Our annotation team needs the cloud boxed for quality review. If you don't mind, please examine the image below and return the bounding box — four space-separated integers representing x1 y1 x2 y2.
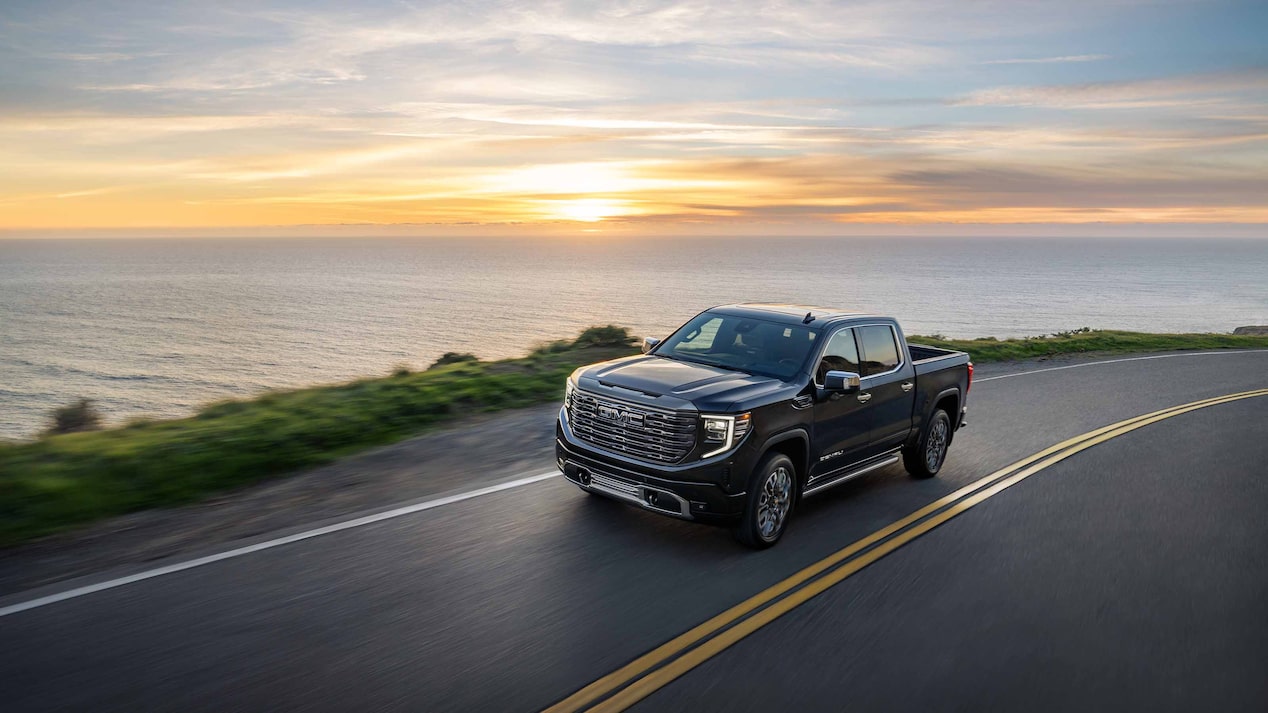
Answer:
3 0 1117 101
957 68 1268 109
982 54 1110 65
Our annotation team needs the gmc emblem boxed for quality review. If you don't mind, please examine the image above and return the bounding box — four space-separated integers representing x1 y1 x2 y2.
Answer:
597 405 645 427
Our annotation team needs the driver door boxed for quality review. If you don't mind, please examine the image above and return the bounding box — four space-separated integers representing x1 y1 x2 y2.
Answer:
810 328 875 479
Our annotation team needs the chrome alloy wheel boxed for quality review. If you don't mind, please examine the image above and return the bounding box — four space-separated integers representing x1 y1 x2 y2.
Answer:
926 418 949 472
757 465 793 540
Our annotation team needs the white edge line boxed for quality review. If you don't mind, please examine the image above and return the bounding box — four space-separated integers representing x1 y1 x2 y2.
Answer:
0 471 560 618
975 349 1268 382
5 348 1267 617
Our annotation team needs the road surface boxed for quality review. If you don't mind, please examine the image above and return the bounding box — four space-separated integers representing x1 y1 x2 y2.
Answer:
2 350 1266 712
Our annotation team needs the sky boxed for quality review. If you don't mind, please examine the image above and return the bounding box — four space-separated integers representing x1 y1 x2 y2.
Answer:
1 0 1266 237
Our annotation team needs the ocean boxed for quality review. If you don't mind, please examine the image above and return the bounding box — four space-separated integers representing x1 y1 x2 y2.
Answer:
2 236 1265 440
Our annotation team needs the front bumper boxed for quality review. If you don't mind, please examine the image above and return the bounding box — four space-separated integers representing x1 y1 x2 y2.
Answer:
556 408 750 524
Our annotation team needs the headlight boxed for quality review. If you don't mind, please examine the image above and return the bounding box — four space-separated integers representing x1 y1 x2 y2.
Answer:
701 412 751 457
564 379 575 406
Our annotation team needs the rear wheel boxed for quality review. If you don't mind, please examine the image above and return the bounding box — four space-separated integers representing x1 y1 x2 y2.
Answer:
733 453 796 549
903 408 951 478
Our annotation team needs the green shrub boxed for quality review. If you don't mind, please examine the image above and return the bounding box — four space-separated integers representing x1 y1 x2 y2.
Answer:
529 339 574 357
573 325 637 348
428 352 479 369
46 399 102 435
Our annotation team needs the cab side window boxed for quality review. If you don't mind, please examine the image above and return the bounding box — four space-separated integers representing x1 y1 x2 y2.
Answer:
815 328 860 385
857 325 901 376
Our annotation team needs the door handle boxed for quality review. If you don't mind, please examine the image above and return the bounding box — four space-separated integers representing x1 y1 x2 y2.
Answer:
857 392 872 403
901 382 914 392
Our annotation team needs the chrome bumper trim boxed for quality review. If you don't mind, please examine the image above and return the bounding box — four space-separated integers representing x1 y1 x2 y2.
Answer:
565 460 694 520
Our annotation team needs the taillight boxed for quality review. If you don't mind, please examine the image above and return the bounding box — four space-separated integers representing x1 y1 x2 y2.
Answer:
966 361 974 394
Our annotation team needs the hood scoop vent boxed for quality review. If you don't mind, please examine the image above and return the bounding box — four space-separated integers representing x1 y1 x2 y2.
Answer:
598 381 664 398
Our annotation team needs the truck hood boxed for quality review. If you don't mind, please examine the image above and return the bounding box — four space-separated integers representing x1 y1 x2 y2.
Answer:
575 355 792 412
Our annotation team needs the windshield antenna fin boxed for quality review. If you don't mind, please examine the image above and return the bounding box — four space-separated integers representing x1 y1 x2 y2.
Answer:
802 312 815 324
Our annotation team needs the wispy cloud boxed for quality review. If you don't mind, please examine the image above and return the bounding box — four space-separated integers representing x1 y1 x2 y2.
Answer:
956 68 1268 109
982 54 1111 65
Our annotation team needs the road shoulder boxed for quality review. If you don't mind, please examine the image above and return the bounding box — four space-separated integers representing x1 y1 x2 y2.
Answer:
0 403 562 596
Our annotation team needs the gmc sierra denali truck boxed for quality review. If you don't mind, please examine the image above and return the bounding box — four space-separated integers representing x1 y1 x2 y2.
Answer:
556 303 972 548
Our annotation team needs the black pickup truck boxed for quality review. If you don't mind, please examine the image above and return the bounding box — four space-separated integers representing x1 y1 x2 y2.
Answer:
556 304 972 547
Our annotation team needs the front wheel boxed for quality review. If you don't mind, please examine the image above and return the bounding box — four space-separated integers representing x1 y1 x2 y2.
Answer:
733 453 796 549
903 408 951 478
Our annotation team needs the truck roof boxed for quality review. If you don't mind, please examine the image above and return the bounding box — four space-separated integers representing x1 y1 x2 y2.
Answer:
709 303 883 327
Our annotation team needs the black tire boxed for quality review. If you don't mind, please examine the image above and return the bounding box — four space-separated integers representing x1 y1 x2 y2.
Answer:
903 408 951 479
733 452 797 549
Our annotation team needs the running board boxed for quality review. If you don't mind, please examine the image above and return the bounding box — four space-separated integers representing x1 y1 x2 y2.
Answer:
803 453 900 497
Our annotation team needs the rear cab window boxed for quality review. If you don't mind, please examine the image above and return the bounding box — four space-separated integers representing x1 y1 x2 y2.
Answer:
857 325 901 377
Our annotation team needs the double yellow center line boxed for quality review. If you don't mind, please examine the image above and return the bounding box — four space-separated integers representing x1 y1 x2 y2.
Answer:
545 387 1268 713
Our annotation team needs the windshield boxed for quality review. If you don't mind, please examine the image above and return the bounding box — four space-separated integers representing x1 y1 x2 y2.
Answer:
654 311 820 380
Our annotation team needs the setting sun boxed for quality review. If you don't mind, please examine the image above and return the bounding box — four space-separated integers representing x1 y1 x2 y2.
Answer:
551 198 626 222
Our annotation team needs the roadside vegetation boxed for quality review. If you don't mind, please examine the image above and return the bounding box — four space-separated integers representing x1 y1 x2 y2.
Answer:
908 328 1268 363
45 398 103 435
2 325 1265 546
0 326 638 546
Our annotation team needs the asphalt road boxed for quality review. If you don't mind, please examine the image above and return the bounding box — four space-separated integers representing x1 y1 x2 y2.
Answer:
2 350 1266 712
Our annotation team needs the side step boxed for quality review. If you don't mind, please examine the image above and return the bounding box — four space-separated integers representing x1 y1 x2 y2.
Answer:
803 452 900 497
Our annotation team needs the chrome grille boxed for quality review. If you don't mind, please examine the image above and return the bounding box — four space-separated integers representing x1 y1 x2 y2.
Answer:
567 389 697 463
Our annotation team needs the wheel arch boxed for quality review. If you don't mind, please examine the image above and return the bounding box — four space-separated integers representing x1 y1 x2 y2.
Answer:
759 429 810 491
932 388 961 433
905 387 961 449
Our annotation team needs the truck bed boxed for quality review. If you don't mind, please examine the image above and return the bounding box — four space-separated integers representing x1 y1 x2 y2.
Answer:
908 343 970 377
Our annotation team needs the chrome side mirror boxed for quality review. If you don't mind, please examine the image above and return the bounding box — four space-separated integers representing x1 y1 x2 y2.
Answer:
823 370 861 393
641 337 661 354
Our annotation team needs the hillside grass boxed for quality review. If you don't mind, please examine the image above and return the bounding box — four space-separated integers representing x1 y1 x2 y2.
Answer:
2 325 1265 546
908 328 1268 363
0 326 639 546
